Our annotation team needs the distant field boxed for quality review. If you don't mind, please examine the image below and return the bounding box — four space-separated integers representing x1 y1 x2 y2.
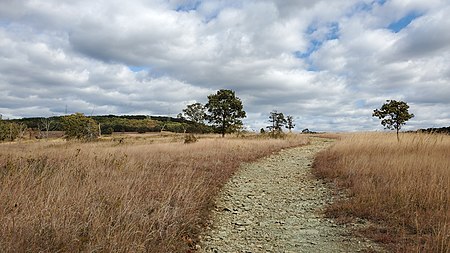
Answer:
0 133 308 252
313 133 450 252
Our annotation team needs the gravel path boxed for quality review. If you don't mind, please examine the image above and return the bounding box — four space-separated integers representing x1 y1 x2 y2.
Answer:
200 138 384 253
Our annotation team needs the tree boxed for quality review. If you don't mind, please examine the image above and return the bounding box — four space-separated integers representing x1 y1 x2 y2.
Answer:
38 117 54 139
182 102 205 124
16 123 27 140
372 100 414 141
302 128 311 134
0 120 22 141
62 113 99 141
267 110 287 133
286 115 295 132
205 89 246 137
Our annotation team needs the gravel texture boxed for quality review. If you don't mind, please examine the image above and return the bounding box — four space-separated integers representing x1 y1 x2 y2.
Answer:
200 138 385 253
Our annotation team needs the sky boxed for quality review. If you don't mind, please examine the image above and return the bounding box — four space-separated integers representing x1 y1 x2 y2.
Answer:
0 0 449 132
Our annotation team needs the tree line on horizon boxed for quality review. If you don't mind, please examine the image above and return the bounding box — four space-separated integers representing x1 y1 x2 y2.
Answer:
0 89 438 142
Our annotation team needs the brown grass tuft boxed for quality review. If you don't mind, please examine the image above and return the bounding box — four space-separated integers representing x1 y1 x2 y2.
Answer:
0 134 307 252
313 133 450 252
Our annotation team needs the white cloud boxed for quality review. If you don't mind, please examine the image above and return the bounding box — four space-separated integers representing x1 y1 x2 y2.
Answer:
0 0 449 131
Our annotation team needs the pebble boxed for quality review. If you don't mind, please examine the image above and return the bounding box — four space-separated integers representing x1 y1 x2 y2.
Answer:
200 138 386 253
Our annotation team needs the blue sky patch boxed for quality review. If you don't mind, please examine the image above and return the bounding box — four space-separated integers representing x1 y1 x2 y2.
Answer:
294 50 320 72
375 0 387 6
296 22 340 59
347 0 386 17
306 24 317 35
327 22 339 40
294 39 321 59
355 99 366 108
388 12 422 33
0 20 11 27
128 66 147 72
175 1 201 12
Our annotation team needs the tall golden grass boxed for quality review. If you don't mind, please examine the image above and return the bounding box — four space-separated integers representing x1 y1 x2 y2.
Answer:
313 133 450 252
0 134 307 252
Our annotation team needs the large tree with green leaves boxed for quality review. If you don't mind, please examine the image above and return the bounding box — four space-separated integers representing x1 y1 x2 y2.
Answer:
62 113 99 141
372 100 414 141
205 89 246 137
182 102 206 124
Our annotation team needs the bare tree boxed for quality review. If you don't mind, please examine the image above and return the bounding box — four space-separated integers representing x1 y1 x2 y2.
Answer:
38 117 54 139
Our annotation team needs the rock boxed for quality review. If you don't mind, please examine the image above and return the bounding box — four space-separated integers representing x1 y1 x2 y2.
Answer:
199 139 385 253
298 229 320 235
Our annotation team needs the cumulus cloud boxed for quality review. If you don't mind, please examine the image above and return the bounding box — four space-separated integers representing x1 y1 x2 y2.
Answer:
0 0 449 131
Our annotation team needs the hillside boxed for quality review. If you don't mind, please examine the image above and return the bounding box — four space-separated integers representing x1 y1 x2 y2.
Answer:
7 114 213 134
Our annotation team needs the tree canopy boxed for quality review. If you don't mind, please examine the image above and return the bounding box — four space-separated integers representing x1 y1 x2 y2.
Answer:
267 110 287 133
0 120 25 141
62 113 99 141
182 102 206 124
373 99 414 141
286 115 295 132
205 89 246 137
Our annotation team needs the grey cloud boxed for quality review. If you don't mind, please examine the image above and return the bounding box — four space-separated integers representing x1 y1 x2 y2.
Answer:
393 7 450 59
0 0 449 131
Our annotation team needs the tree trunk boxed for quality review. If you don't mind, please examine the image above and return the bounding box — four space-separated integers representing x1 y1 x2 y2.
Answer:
221 114 226 137
396 127 399 142
221 120 225 137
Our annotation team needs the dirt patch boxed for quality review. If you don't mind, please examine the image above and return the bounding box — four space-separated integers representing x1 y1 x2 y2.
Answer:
200 138 385 252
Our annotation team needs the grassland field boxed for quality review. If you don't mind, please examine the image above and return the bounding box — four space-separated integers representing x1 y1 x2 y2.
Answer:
313 132 449 253
0 132 308 252
0 132 448 252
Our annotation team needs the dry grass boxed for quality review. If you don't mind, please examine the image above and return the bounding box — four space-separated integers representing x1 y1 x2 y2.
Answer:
0 134 308 252
313 132 450 252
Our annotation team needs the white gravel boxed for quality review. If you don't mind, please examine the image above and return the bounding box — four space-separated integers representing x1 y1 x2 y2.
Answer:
200 138 385 253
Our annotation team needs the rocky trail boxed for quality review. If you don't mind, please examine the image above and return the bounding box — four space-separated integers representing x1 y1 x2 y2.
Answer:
200 138 384 253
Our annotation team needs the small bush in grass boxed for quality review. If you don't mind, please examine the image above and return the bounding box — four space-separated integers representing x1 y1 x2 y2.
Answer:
184 134 198 144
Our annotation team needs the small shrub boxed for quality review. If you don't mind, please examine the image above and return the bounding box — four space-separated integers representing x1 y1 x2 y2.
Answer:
137 127 147 134
184 134 197 144
102 126 114 135
269 130 286 139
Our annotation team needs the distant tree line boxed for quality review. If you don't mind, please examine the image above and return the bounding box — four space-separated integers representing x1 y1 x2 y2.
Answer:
417 126 450 134
3 92 440 142
2 88 302 141
6 114 213 136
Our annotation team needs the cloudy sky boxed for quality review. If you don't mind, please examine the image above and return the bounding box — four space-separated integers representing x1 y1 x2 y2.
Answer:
1 0 449 132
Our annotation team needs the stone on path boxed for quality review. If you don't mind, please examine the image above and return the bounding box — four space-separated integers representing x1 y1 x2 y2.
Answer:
200 138 385 253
